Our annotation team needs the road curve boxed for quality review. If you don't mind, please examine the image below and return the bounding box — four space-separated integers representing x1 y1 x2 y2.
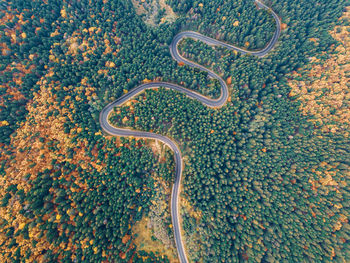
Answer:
99 1 280 262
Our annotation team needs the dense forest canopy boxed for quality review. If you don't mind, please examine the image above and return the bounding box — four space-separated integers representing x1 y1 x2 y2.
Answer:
0 0 349 262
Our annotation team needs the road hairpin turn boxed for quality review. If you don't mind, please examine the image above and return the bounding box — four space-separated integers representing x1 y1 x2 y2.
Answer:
100 1 281 262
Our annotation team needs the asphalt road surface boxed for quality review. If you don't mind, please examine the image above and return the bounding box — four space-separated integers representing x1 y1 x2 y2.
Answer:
99 1 281 262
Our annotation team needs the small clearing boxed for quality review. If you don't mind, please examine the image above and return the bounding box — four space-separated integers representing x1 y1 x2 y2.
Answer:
180 195 205 262
132 177 178 261
132 0 177 26
149 139 167 162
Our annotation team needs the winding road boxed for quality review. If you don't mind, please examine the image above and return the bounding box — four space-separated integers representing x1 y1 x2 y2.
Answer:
99 1 281 262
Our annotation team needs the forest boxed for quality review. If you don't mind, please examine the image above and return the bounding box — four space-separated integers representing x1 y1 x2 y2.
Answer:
0 0 349 262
